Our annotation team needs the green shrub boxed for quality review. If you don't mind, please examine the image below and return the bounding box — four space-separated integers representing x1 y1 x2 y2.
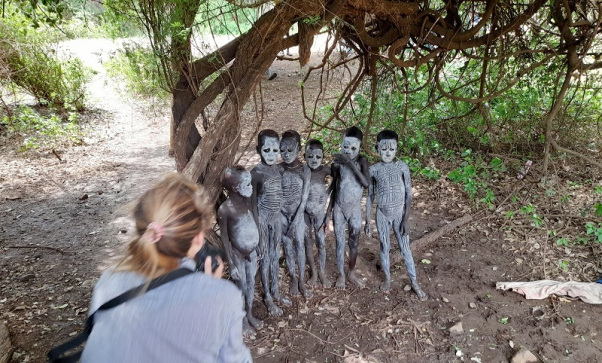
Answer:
2 105 84 151
104 42 172 99
0 12 89 110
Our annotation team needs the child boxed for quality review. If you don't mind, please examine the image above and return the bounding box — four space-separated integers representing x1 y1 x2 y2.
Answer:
327 126 370 289
218 166 263 335
303 139 332 287
251 129 291 316
365 130 427 300
279 130 312 298
81 173 252 362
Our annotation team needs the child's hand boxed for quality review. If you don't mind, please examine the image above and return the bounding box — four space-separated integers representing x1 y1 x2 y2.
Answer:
229 266 241 280
364 223 372 238
333 153 350 165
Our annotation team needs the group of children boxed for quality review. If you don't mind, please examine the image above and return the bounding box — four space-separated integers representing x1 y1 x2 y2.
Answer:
217 126 427 336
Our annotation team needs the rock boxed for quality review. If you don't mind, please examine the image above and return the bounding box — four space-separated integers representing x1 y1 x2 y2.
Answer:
0 321 13 363
449 322 464 336
511 348 539 363
469 302 477 309
19 273 35 282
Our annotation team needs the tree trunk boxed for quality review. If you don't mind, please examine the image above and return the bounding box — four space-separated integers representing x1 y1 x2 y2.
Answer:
171 0 345 203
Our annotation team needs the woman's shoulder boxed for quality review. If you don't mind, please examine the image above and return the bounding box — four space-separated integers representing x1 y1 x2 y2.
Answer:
179 273 243 304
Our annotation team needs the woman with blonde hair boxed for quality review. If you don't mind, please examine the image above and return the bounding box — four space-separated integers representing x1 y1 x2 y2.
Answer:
80 173 252 362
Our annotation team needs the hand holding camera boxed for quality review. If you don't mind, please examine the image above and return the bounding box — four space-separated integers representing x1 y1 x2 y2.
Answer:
194 243 226 278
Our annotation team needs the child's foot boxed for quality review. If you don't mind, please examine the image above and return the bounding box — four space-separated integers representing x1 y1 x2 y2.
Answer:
347 271 365 288
299 281 313 299
247 314 264 330
335 274 346 290
308 273 318 286
379 279 391 291
289 277 300 296
274 293 292 306
242 318 256 337
265 299 283 316
411 281 428 301
319 272 331 288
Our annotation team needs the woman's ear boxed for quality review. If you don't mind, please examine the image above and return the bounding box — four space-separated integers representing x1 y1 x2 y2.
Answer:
187 231 205 259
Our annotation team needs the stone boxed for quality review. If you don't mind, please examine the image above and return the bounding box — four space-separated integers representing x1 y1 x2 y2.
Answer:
469 302 477 309
0 321 13 363
511 348 539 363
449 322 464 336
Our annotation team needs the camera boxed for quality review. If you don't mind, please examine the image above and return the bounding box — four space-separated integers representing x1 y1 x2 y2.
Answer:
194 243 226 273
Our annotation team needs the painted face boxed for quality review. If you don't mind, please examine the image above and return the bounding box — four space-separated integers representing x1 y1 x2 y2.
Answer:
280 138 300 165
260 137 280 165
234 171 253 197
304 147 323 170
377 139 397 163
341 136 361 160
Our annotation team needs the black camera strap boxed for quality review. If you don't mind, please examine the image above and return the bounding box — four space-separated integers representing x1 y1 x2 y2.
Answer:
47 268 193 363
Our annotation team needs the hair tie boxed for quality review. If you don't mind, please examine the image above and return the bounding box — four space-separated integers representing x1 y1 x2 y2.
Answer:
143 222 164 244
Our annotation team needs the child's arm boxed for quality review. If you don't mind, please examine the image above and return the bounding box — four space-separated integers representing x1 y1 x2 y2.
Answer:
324 166 334 197
401 162 412 236
333 153 370 188
365 168 375 237
250 172 264 258
320 163 337 231
290 165 311 234
217 205 240 280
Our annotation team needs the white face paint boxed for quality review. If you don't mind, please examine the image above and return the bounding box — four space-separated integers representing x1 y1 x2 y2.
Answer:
280 138 300 165
260 137 280 166
234 171 253 197
304 147 323 170
377 139 397 163
341 137 361 160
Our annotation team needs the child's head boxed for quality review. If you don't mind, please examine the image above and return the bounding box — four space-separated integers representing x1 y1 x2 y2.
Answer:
375 130 398 163
121 173 213 277
341 126 363 160
256 129 280 166
304 139 324 170
221 165 252 197
280 130 301 165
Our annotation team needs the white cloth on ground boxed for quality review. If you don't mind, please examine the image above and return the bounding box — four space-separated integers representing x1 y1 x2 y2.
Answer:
496 280 602 304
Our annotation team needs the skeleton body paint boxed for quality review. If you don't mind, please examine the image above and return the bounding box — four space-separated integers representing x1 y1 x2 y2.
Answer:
279 131 312 299
251 131 291 316
365 130 427 300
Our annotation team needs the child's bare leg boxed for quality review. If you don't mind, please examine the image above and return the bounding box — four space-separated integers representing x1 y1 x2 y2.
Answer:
376 210 392 291
347 209 364 288
281 215 299 296
333 206 347 289
295 225 312 298
245 253 263 329
393 224 427 301
315 220 331 287
305 213 318 286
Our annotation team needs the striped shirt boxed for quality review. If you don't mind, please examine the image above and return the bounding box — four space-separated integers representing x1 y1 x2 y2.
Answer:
81 259 252 363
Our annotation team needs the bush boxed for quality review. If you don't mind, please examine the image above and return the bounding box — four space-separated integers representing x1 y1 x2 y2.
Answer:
1 105 84 151
0 12 89 110
104 41 172 99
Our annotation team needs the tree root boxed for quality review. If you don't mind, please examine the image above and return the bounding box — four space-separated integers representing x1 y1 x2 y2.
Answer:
550 139 602 169
413 215 473 253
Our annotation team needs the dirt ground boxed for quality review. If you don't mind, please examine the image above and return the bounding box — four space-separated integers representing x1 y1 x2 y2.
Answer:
1 39 602 363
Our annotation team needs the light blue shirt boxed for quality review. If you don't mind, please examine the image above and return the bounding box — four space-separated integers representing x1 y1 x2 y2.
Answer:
81 259 252 363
